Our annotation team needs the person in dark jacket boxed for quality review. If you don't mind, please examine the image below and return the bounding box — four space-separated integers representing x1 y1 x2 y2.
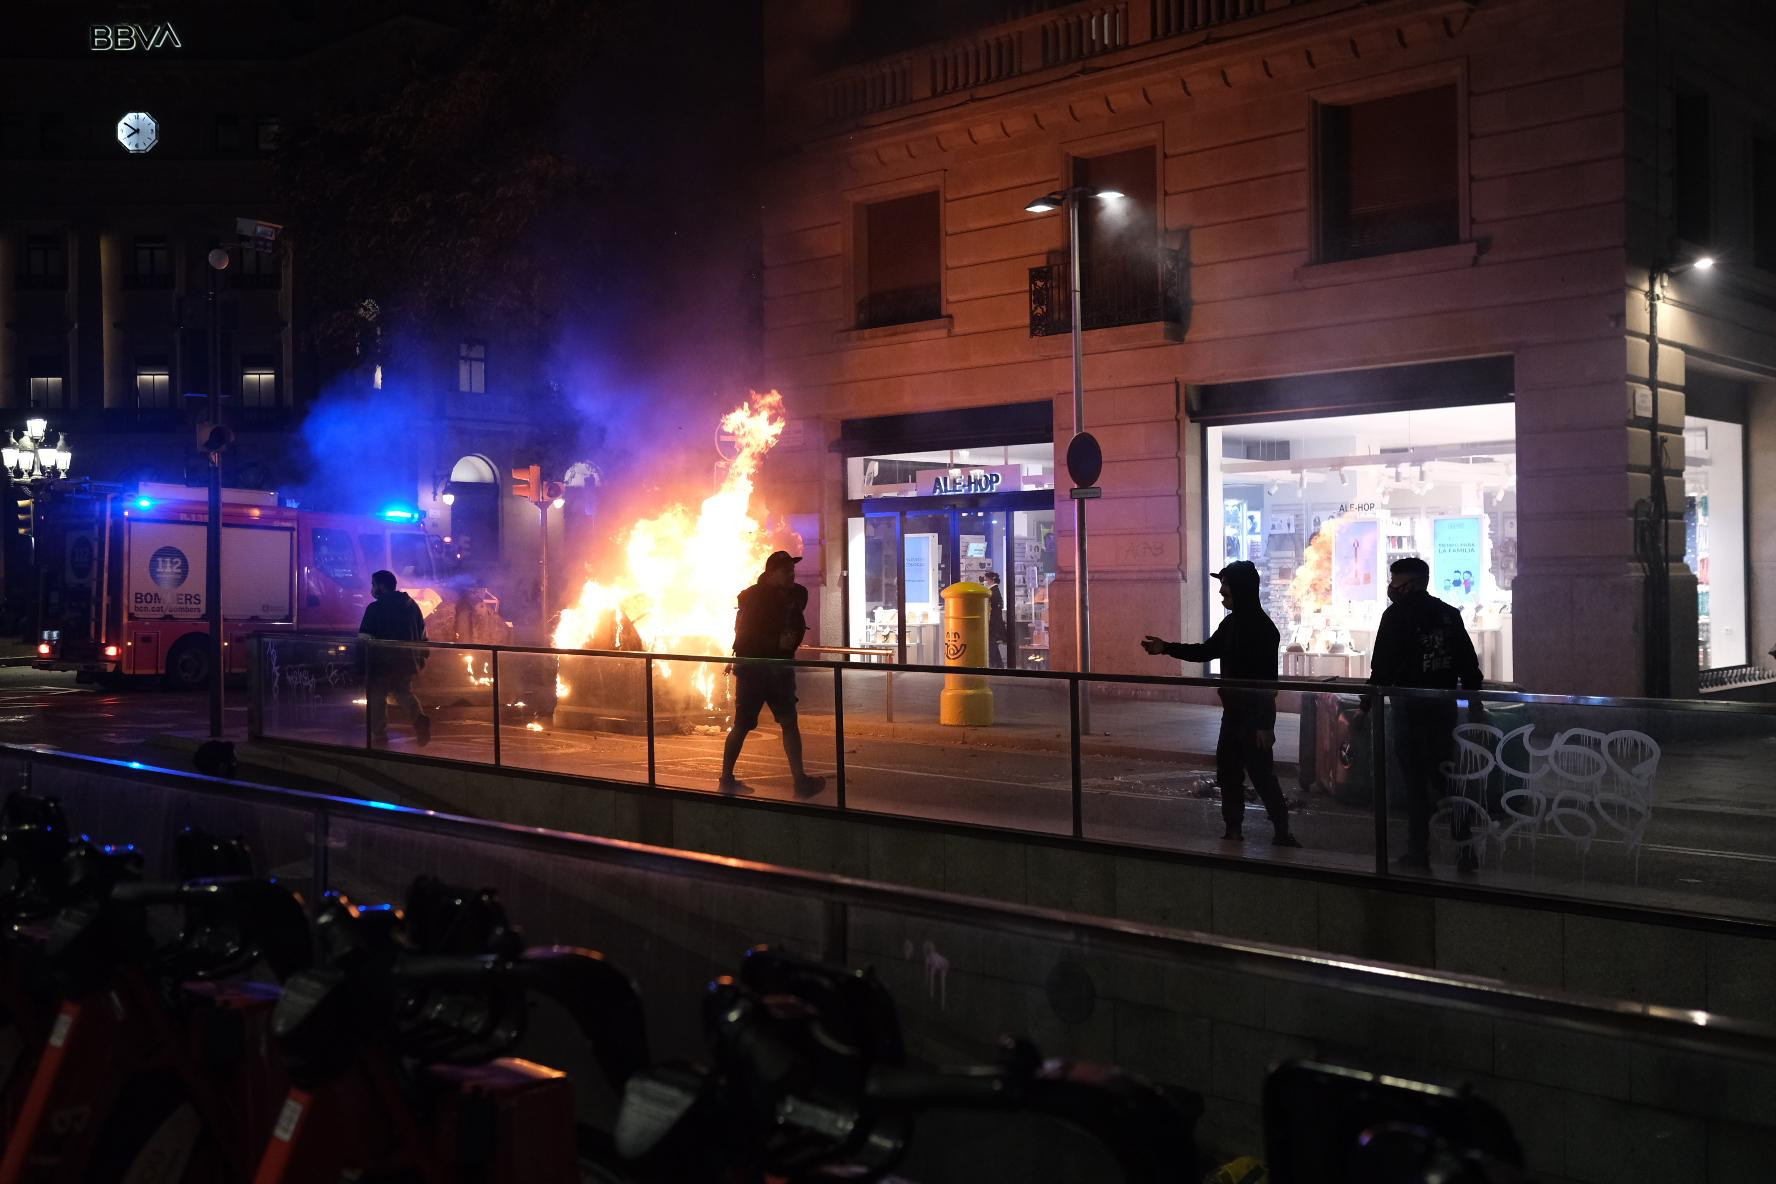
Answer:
1142 560 1300 846
358 569 431 747
719 551 825 797
985 571 1008 669
1362 556 1485 872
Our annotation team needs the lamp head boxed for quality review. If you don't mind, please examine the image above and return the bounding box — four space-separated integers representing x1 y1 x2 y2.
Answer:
1093 188 1125 200
1694 255 1715 271
1024 191 1066 214
24 418 46 441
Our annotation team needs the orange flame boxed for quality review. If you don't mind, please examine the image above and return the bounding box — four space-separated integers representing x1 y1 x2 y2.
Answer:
552 392 793 691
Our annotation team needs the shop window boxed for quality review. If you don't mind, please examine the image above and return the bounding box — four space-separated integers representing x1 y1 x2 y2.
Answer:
240 357 278 408
1316 85 1459 262
855 191 941 329
1074 146 1162 329
311 528 358 584
19 234 66 289
256 116 281 154
128 236 173 289
1684 417 1746 669
1674 88 1711 248
458 341 487 393
134 356 172 409
1205 403 1518 683
1754 135 1776 274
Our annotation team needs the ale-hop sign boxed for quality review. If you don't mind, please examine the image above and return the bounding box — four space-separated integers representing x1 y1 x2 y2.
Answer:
913 466 1022 497
90 23 183 51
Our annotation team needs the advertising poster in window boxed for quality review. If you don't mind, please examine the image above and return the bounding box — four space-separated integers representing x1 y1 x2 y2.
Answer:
1433 516 1482 604
1331 519 1380 600
904 533 937 609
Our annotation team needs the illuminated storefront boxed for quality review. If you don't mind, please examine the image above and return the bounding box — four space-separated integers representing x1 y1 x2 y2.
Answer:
839 404 1057 667
1206 403 1519 682
1198 360 1753 682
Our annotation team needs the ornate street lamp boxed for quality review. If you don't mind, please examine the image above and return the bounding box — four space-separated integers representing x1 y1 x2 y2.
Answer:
3 418 72 482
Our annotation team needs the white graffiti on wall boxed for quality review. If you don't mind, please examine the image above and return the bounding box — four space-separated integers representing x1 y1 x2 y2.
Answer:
1432 723 1662 873
904 938 950 1009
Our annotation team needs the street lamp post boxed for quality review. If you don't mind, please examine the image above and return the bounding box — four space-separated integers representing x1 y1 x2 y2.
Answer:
206 246 230 738
4 419 74 647
1025 185 1121 675
1641 253 1713 698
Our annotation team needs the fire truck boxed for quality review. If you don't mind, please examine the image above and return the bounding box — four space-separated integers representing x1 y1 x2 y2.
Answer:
32 482 501 690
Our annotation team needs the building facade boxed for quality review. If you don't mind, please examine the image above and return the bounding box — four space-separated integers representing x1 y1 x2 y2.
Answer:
758 0 1776 695
0 2 566 631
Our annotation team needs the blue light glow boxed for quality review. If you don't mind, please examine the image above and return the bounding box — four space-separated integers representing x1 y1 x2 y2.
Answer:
378 505 423 523
133 497 155 509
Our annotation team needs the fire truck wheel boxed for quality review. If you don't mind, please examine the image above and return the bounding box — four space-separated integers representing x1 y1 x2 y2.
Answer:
164 637 211 691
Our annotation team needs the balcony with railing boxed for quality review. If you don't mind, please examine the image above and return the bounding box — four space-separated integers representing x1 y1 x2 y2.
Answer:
1028 245 1186 335
806 0 1303 128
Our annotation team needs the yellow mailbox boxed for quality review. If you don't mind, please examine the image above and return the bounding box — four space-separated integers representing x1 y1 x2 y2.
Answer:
940 581 995 726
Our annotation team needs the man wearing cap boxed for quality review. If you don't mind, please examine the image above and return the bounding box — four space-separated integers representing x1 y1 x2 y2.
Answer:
719 550 826 797
1142 560 1300 847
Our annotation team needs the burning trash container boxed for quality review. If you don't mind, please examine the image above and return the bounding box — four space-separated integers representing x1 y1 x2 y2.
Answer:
553 602 730 734
939 581 994 727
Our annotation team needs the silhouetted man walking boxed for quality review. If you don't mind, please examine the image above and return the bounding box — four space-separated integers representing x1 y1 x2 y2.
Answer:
1364 556 1485 873
359 569 430 747
1143 560 1300 847
719 550 825 798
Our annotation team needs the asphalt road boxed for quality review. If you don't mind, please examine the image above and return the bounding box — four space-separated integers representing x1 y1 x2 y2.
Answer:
7 664 1776 922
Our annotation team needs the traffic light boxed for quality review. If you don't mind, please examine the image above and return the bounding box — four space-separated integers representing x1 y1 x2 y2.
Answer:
542 481 565 507
511 464 541 502
13 495 32 537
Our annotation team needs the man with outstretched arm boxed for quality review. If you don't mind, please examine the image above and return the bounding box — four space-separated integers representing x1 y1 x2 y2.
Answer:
1142 560 1300 847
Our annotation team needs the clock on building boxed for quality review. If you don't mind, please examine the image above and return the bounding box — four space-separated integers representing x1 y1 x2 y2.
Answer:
116 112 158 153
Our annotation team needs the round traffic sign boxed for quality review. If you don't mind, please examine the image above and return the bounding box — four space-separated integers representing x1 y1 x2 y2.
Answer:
1066 431 1103 488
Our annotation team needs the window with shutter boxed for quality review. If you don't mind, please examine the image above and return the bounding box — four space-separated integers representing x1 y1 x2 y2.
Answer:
856 192 942 329
1317 85 1459 262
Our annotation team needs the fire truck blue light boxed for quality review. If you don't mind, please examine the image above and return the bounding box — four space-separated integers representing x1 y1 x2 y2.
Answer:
379 506 423 523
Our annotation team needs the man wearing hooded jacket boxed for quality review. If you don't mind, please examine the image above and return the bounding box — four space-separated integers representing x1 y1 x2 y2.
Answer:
1143 560 1300 847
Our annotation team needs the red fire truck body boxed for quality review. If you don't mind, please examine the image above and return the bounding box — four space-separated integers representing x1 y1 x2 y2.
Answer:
34 483 441 688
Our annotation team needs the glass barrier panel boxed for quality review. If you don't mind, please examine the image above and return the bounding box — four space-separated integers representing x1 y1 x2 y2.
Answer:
326 813 831 1128
376 641 493 763
839 668 1072 834
1379 688 1776 921
14 753 1776 1184
258 634 370 748
21 763 317 888
650 656 837 803
1082 681 1377 872
321 805 1776 1184
502 650 650 784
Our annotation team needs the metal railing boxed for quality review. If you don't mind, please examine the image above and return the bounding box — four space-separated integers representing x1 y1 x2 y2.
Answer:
1029 245 1186 335
9 741 1776 1184
250 632 1776 926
